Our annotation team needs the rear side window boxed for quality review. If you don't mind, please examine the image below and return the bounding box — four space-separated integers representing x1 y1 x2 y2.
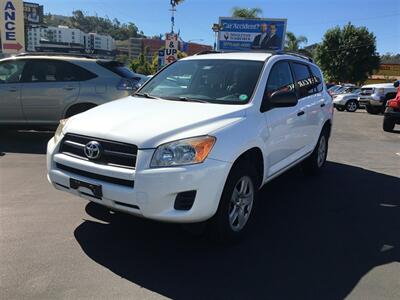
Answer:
97 61 135 78
309 64 323 93
265 61 295 98
21 60 97 82
0 60 26 83
291 62 315 99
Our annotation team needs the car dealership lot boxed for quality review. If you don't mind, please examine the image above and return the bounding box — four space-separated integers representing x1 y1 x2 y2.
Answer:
1 111 399 300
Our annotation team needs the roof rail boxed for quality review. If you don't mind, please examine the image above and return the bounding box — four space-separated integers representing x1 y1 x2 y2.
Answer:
194 50 221 55
15 52 112 59
193 49 314 62
275 50 314 63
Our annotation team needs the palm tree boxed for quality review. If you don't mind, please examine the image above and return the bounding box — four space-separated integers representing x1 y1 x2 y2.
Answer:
232 7 262 18
285 31 308 51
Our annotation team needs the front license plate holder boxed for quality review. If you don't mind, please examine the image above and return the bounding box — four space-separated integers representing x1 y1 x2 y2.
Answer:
70 178 103 198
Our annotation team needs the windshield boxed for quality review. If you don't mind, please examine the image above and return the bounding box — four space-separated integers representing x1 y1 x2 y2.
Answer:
138 59 264 104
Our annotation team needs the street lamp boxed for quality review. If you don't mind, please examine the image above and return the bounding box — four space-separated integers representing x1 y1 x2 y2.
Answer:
212 23 223 51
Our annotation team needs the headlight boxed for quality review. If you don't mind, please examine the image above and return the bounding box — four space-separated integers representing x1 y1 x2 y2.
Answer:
53 118 69 144
150 136 216 168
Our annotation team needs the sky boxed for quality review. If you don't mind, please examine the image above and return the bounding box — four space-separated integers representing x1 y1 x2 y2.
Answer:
38 0 400 54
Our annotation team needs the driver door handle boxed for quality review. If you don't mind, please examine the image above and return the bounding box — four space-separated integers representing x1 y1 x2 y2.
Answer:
297 111 305 116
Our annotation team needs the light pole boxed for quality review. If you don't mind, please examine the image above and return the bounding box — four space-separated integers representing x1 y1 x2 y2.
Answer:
212 23 223 51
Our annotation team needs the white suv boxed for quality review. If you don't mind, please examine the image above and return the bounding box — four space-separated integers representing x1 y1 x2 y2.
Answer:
47 51 333 241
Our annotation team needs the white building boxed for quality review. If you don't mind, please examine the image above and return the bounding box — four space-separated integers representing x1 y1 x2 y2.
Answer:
27 26 115 54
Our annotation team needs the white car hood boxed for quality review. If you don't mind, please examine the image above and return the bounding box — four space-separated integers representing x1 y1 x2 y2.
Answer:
64 96 247 148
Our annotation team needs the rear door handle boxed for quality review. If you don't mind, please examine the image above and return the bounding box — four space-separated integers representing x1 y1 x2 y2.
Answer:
8 87 18 92
297 111 305 116
64 86 75 91
320 103 326 107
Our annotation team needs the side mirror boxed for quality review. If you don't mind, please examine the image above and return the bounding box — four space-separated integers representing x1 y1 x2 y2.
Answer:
394 81 399 88
261 90 298 112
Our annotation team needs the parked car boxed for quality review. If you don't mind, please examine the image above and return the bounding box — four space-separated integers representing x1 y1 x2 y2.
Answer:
333 88 361 112
47 51 333 242
358 83 397 114
383 81 400 132
0 53 142 127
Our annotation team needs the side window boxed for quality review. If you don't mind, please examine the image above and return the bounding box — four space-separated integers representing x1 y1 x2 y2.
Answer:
292 62 315 99
265 61 295 98
61 62 97 81
22 60 57 82
22 60 97 83
310 64 323 93
0 60 26 84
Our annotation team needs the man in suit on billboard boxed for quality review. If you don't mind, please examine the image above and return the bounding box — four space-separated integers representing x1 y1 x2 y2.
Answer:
252 23 281 50
251 23 269 49
265 23 281 49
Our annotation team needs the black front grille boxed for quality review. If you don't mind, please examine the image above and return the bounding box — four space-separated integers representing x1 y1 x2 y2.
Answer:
59 133 137 169
56 163 135 188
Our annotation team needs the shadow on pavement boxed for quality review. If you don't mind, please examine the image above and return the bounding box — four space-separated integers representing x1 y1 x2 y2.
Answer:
74 162 400 300
0 130 54 155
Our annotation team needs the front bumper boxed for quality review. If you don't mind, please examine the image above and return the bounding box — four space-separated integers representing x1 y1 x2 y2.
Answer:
358 96 384 107
384 108 400 123
47 138 231 223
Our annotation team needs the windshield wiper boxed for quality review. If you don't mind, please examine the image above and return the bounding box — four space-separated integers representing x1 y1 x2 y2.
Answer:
134 93 159 99
177 97 208 103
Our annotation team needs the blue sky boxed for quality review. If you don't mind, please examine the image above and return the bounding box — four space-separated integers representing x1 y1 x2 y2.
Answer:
39 0 400 54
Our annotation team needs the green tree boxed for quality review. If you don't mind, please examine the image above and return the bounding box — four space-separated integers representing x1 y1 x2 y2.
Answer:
315 23 380 84
285 32 308 51
129 46 153 75
232 7 262 18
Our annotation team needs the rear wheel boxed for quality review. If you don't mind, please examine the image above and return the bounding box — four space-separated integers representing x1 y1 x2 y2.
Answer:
335 106 345 112
383 117 395 132
302 128 329 175
345 100 358 112
209 161 258 243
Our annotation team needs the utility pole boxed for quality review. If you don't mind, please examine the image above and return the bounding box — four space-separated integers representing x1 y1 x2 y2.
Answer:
169 0 177 34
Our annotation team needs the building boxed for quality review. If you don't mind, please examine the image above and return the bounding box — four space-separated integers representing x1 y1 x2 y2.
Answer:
26 25 115 55
119 37 212 60
365 64 400 84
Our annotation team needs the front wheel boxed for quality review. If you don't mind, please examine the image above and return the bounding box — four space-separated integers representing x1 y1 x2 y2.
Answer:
365 105 381 115
209 162 258 243
383 117 395 132
345 100 358 112
302 128 329 175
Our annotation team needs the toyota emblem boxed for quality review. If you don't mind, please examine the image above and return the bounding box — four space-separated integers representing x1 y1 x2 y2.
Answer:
84 141 102 160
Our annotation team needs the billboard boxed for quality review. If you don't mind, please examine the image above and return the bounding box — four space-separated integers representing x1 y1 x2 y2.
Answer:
0 0 25 53
218 17 287 52
23 2 43 24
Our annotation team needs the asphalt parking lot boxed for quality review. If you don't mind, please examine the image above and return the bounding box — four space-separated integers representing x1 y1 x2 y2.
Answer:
1 110 399 300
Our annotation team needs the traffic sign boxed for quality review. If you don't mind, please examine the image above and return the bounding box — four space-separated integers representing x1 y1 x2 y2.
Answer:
164 33 178 65
0 0 25 54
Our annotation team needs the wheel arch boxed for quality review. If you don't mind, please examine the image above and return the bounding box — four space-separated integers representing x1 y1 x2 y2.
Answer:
229 147 264 189
64 102 97 118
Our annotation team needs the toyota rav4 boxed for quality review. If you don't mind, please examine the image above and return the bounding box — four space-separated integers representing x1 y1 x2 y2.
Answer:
47 51 333 241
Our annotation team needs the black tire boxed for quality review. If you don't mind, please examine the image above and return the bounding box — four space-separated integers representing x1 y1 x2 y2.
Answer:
336 106 345 112
209 160 259 243
345 100 358 112
365 105 381 115
65 103 96 118
302 127 329 176
383 117 395 132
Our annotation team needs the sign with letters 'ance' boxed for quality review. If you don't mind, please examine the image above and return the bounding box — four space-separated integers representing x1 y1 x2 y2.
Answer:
0 0 25 53
218 17 287 52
